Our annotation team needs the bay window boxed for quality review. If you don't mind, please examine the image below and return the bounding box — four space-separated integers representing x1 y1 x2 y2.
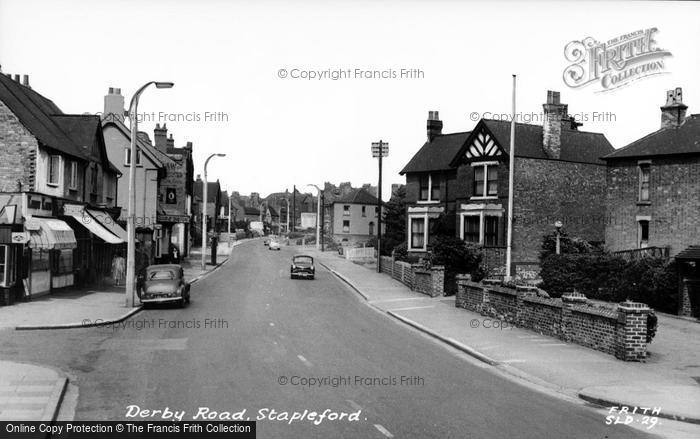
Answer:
460 211 503 246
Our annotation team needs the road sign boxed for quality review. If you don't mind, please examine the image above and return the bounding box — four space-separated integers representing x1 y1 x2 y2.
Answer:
11 232 29 244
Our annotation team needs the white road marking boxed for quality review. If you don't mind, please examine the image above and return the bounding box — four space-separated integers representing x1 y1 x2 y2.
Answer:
346 399 363 411
297 355 313 368
389 305 435 312
374 424 394 438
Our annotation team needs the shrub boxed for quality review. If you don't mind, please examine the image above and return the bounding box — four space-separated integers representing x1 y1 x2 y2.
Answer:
428 235 483 280
647 311 658 343
539 253 678 312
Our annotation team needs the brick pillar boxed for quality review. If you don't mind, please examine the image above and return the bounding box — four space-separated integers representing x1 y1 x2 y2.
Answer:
561 292 587 342
430 265 445 296
616 301 650 361
455 274 471 308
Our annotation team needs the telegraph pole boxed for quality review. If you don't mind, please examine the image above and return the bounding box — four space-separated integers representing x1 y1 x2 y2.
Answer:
292 185 296 233
372 140 389 273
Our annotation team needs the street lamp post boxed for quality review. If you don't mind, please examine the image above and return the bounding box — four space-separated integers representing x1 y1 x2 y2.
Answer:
281 198 290 234
307 184 322 250
201 153 226 270
125 81 173 308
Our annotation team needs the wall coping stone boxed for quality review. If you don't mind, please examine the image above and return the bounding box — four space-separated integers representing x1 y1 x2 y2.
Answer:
562 292 588 304
618 301 651 313
570 304 618 320
522 295 563 308
486 285 518 297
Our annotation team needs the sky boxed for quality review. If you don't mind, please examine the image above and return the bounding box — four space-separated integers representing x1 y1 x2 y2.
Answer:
1 0 699 199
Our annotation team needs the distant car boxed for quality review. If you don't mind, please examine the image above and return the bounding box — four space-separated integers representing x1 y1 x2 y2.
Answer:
290 255 315 279
264 238 270 246
269 240 281 251
139 264 190 307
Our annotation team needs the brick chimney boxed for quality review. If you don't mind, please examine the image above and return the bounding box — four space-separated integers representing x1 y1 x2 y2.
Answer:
184 141 193 151
103 87 125 123
660 87 687 129
542 91 568 159
427 111 443 142
166 134 175 149
153 123 168 152
22 75 30 88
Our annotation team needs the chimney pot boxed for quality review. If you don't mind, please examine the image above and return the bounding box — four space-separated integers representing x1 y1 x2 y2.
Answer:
109 87 114 94
115 88 121 94
22 75 29 87
13 74 20 82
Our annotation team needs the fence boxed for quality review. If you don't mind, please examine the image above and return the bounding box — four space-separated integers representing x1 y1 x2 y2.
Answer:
614 246 670 261
344 247 376 261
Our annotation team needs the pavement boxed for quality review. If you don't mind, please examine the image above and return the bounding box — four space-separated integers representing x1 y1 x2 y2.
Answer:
0 361 68 421
308 249 700 426
0 241 242 424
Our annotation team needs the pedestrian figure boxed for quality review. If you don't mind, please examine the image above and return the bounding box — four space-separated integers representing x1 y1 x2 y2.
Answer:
111 251 126 286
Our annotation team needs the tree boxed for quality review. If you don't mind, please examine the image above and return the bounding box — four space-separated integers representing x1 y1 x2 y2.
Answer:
381 186 407 255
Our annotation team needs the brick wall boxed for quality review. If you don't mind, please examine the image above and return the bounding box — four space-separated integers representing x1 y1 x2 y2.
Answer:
605 156 700 256
0 100 38 192
456 280 651 361
512 157 608 264
379 256 445 296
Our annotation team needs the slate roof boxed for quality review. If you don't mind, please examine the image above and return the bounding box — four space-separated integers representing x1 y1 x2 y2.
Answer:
479 119 614 164
244 206 260 216
102 119 177 169
603 114 700 160
0 74 86 160
675 245 700 260
400 132 470 174
334 188 379 205
401 118 614 174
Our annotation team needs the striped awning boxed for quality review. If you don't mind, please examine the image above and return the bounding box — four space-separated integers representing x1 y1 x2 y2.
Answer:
68 209 124 244
25 217 77 250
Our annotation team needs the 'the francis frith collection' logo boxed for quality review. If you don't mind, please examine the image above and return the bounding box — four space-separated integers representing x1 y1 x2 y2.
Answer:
563 28 672 92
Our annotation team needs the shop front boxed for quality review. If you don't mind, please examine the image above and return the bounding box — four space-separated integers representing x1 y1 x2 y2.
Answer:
25 217 77 296
0 223 25 305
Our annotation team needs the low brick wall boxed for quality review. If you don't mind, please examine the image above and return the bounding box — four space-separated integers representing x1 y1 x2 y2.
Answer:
378 256 445 297
456 278 651 361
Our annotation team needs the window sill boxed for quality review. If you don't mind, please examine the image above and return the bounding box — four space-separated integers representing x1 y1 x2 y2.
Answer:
46 183 59 188
68 187 78 192
636 201 651 206
416 200 440 204
470 196 498 201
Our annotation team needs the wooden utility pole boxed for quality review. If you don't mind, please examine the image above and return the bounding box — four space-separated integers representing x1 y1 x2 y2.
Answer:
372 140 389 273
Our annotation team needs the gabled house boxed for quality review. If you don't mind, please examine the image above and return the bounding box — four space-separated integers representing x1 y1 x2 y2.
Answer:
330 188 381 245
602 87 700 317
0 72 123 299
400 91 614 276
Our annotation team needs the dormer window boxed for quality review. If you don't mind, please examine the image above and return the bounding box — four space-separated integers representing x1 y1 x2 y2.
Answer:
472 162 498 198
418 174 440 202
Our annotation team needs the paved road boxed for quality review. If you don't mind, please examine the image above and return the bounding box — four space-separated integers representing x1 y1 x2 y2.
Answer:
0 240 655 438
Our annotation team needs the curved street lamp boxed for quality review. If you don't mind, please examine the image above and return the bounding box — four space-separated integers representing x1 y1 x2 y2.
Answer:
125 81 174 308
201 153 227 270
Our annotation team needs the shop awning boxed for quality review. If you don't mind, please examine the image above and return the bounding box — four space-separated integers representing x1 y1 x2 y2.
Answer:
68 209 125 244
87 209 127 242
25 217 77 250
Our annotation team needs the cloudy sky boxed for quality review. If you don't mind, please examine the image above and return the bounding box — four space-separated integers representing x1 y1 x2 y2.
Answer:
1 0 699 199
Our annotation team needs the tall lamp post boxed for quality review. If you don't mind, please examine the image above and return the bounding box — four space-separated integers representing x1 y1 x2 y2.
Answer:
281 198 290 235
306 184 325 251
201 153 226 270
125 81 173 308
